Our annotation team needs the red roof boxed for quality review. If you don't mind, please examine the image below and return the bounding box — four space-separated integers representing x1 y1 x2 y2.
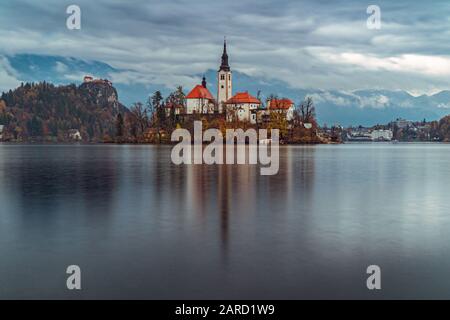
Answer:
186 85 215 100
226 92 261 104
268 98 294 110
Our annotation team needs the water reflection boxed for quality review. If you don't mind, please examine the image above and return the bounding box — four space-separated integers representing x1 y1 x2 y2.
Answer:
1 144 450 299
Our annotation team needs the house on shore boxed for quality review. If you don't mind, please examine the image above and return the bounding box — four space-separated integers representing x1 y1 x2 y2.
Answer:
266 98 295 121
68 129 82 141
225 92 261 124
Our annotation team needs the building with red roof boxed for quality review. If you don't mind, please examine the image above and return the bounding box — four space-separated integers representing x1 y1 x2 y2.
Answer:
267 98 294 110
226 92 261 104
186 77 216 114
266 98 295 121
225 91 261 123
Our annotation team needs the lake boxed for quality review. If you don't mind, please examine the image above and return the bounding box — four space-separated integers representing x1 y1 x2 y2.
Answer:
0 143 450 299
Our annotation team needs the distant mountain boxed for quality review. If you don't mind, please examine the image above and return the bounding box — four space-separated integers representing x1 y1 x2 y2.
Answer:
6 54 167 109
0 80 127 142
201 71 450 126
4 54 450 126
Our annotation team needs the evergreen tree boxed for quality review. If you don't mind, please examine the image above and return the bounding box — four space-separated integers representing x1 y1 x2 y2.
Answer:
116 113 124 139
150 91 164 143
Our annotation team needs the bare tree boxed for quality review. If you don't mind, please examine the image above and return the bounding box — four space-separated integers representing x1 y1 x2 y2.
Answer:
130 102 149 134
296 96 316 123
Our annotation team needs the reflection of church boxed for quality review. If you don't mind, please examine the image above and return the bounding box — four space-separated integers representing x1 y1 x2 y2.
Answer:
185 39 294 124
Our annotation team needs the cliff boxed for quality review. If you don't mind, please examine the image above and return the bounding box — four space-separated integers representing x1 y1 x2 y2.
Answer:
0 81 128 142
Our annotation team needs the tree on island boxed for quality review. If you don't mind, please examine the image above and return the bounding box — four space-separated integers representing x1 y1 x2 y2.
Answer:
290 96 321 144
115 113 124 141
295 96 316 124
135 102 150 132
148 91 165 143
165 86 185 129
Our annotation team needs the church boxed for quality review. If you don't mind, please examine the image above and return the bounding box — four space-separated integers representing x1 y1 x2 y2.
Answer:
185 39 290 124
185 39 260 122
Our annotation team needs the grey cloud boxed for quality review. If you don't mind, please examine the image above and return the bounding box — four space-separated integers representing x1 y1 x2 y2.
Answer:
1 0 450 94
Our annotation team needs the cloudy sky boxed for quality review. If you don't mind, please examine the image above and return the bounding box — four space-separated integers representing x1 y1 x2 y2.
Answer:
1 0 450 95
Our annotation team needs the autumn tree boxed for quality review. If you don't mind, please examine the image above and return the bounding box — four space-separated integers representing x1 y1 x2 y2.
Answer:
115 113 124 141
268 111 288 141
439 115 450 141
0 81 126 142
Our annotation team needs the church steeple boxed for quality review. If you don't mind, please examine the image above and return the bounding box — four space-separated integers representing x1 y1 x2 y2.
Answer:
219 37 230 72
217 37 232 111
201 75 207 88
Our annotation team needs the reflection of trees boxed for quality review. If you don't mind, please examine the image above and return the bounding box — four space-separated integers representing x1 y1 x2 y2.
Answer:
217 165 231 258
292 146 316 203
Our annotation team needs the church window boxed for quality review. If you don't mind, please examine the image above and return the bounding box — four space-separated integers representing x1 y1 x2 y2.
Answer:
221 74 225 80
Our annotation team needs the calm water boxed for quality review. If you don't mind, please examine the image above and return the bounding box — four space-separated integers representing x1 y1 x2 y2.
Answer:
1 143 450 299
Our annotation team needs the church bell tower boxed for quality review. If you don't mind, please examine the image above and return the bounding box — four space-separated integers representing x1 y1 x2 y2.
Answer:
217 38 232 112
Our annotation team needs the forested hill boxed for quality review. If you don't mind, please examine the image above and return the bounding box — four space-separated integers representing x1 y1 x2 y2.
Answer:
0 81 128 142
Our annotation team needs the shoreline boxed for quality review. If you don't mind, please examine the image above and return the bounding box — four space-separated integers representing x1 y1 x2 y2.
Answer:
0 141 447 145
